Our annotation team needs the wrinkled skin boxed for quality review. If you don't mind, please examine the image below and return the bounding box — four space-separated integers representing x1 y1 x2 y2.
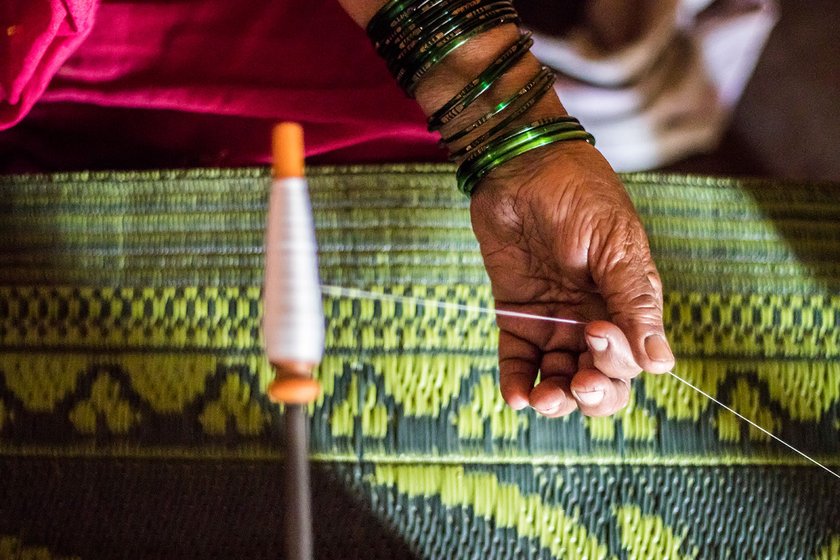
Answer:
470 141 675 418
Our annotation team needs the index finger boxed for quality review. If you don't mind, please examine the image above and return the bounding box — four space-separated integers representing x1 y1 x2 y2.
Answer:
497 329 540 410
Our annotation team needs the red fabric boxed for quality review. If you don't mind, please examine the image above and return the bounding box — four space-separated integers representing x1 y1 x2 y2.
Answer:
0 0 444 164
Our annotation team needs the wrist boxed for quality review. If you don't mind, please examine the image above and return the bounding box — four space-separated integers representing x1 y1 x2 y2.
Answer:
411 27 569 165
411 24 518 115
360 0 594 194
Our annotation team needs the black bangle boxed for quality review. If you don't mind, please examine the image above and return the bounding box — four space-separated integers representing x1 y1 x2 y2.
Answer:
427 32 533 132
399 9 520 94
376 0 479 61
464 116 581 162
367 0 439 39
389 3 517 81
369 0 594 199
456 117 595 196
442 65 555 150
447 83 557 162
368 0 520 96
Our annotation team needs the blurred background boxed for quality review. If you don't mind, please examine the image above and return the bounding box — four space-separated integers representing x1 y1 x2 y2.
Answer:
665 0 840 181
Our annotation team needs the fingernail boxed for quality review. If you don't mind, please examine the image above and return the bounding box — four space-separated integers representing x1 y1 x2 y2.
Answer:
645 334 674 363
573 389 604 406
587 334 608 352
509 399 529 411
534 397 563 414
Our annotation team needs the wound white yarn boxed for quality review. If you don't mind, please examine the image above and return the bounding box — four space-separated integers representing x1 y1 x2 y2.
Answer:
263 177 325 365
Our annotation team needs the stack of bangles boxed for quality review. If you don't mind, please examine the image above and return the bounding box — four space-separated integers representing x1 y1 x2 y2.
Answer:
367 0 596 197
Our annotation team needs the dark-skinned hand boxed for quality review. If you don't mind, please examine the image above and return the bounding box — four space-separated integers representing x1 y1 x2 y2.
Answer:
469 141 675 417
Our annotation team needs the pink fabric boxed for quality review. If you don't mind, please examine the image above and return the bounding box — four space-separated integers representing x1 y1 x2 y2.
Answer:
1 0 98 129
1 0 444 163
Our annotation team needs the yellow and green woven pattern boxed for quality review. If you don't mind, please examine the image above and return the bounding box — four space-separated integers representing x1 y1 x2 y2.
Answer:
0 165 838 558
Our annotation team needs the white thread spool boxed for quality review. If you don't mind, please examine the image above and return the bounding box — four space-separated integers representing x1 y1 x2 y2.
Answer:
264 176 324 365
264 123 323 404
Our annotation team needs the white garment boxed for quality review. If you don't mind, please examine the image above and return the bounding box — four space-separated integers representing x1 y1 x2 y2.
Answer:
530 0 778 171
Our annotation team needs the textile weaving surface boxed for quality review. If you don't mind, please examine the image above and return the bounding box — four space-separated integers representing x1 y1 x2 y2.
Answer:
0 165 838 559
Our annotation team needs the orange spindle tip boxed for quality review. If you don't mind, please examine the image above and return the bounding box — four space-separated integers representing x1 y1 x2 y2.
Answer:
268 364 321 404
272 122 305 178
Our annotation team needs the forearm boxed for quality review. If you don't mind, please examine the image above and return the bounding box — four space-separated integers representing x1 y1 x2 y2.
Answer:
336 0 568 164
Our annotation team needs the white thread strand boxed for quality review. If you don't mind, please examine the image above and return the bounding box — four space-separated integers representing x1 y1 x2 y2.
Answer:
664 372 840 480
320 284 840 480
319 285 587 326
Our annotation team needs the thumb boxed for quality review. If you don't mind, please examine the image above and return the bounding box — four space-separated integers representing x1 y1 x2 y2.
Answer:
591 228 674 374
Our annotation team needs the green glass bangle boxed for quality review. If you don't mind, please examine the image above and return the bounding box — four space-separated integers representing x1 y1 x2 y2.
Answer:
457 128 596 196
463 117 585 168
442 65 554 149
463 122 585 175
382 4 496 76
458 130 594 195
376 0 477 59
366 0 403 32
427 32 533 132
462 116 580 163
447 81 557 161
368 0 520 96
367 0 440 39
388 2 515 76
398 10 520 93
368 0 447 39
456 119 595 196
381 0 501 64
379 0 481 55
448 73 558 160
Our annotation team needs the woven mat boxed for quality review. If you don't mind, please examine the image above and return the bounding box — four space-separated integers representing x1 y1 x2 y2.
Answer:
0 165 838 559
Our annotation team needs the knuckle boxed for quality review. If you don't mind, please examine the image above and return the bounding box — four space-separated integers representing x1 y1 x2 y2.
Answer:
584 406 616 418
646 270 663 293
611 292 664 329
615 390 630 410
615 358 643 379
